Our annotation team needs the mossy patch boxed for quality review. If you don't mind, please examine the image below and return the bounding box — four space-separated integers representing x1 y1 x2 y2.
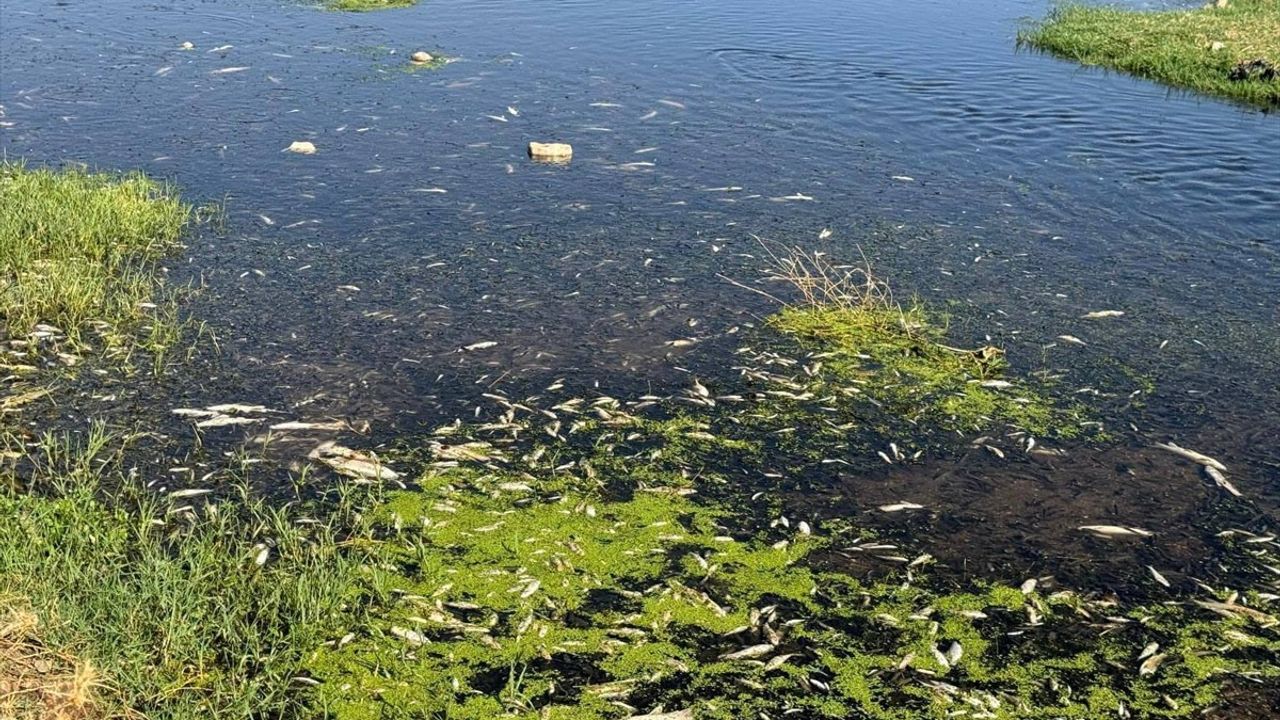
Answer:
307 458 1280 719
766 304 1089 441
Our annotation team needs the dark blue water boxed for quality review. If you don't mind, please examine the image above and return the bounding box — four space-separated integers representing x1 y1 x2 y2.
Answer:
3 0 1278 569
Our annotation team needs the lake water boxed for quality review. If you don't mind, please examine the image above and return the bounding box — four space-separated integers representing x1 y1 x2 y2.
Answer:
2 0 1278 586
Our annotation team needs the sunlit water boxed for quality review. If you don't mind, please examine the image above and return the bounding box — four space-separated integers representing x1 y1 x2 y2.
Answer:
2 0 1278 584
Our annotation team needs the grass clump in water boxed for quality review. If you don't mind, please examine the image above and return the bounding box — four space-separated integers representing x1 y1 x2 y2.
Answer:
1021 0 1280 109
326 0 418 11
0 162 192 356
750 244 1080 437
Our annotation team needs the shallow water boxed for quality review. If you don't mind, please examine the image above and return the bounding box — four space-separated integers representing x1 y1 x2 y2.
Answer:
3 0 1278 583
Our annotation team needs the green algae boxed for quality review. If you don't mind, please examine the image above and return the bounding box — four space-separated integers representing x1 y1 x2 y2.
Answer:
768 304 1082 438
305 454 1279 719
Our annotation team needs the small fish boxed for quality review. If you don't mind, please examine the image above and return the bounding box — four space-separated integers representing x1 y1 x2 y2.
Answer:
485 114 508 123
589 102 623 108
1204 466 1242 497
1138 653 1166 677
210 66 250 75
390 626 426 647
1057 335 1087 346
657 99 686 109
1081 310 1125 319
891 175 915 182
818 227 832 240
719 643 774 661
463 341 498 351
1154 442 1227 472
878 502 924 512
1147 566 1170 587
169 488 212 499
195 415 261 428
520 579 541 598
639 110 658 120
258 214 274 225
506 105 519 116
205 403 273 414
1078 525 1153 537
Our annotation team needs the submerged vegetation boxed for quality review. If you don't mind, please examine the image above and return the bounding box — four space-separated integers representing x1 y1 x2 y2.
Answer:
325 0 418 12
0 163 195 366
1022 0 1280 108
2 241 1276 718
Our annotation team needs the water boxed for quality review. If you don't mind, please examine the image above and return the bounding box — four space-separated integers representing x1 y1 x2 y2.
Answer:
2 0 1278 582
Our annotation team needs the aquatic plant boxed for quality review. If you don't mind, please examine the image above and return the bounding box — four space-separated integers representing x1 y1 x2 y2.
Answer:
1021 0 1280 109
0 162 193 359
306 434 1280 719
326 0 419 12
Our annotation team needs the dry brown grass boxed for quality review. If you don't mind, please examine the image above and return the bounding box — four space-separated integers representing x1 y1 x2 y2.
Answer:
720 238 900 313
0 597 105 720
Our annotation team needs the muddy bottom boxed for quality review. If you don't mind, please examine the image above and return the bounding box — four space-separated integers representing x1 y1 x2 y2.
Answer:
795 439 1278 595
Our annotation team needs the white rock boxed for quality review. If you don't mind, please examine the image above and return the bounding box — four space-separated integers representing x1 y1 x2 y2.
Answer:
528 141 573 163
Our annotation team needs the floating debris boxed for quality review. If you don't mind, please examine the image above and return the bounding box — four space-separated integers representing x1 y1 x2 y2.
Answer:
1081 310 1125 319
285 141 317 155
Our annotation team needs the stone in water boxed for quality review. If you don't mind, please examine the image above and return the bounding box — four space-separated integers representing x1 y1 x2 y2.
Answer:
528 141 573 163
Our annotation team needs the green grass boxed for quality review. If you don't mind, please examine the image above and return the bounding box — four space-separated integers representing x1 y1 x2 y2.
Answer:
1021 0 1280 108
0 163 192 353
0 427 370 719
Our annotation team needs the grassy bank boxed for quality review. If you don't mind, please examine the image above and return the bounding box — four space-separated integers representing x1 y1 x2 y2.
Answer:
1021 0 1280 108
0 163 192 360
0 427 373 719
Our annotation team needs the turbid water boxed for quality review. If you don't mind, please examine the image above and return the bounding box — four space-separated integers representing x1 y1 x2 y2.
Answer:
2 0 1278 588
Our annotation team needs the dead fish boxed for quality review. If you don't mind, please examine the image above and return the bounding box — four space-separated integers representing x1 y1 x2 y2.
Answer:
169 488 213 499
891 175 915 182
269 420 347 431
506 105 519 116
210 66 250 75
463 341 498 351
195 416 261 428
1154 442 1227 472
1057 335 1088 346
818 227 832 239
878 502 924 512
1082 310 1125 319
1204 466 1242 497
1147 566 1171 588
1078 525 1153 538
206 403 273 414
1138 653 1166 677
390 626 426 647
485 114 508 123
763 654 797 672
719 643 774 661
657 99 686 109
